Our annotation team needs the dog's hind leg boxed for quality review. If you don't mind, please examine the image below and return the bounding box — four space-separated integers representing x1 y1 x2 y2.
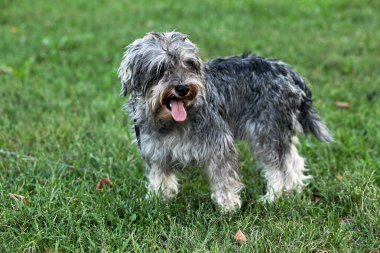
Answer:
146 163 178 201
247 122 309 202
259 140 309 202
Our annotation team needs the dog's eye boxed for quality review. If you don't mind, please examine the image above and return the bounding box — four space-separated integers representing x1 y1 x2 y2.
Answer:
184 59 198 71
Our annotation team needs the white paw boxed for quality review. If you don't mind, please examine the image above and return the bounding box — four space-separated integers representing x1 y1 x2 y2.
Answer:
212 191 242 212
162 187 178 201
259 193 276 203
145 185 178 201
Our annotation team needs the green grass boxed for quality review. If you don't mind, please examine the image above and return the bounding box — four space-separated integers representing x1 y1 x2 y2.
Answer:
1 0 379 252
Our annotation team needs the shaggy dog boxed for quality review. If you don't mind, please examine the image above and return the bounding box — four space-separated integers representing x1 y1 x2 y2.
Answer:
118 31 332 211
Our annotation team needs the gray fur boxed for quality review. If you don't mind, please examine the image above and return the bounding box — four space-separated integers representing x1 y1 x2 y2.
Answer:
118 31 332 211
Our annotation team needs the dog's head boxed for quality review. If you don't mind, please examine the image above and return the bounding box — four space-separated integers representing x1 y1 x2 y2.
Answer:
118 31 205 123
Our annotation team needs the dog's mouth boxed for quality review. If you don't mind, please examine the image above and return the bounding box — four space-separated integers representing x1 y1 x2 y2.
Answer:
160 84 200 122
164 98 187 122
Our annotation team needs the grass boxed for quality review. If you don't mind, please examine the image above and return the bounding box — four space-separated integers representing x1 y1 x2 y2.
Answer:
1 0 379 252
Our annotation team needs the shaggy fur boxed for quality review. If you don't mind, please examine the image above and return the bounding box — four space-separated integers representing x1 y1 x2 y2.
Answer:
118 31 332 211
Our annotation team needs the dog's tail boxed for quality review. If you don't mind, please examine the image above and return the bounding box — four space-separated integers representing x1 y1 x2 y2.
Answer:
290 71 333 143
299 103 333 143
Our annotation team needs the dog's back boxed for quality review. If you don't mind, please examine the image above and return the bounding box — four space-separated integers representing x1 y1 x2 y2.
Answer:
203 54 332 142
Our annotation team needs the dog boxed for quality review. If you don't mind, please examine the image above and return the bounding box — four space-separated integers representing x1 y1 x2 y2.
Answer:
118 31 332 211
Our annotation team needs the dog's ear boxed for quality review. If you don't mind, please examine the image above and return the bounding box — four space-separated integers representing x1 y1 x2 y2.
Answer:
118 38 143 96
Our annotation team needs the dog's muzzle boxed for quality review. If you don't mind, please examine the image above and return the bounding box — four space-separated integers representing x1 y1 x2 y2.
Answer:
162 84 198 123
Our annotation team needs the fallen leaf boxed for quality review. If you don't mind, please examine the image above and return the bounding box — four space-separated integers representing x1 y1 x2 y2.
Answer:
10 26 18 33
335 101 350 108
312 193 322 202
97 178 112 190
336 174 343 181
9 193 27 203
234 229 246 245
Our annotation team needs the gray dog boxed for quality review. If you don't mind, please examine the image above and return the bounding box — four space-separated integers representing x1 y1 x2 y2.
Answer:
118 31 332 211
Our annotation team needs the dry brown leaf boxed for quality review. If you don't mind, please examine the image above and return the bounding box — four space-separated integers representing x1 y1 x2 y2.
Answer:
10 27 18 33
234 229 247 245
9 193 27 203
312 193 322 202
96 178 112 190
336 174 343 181
335 101 350 108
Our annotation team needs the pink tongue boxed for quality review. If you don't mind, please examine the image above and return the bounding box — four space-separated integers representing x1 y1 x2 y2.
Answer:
170 100 187 122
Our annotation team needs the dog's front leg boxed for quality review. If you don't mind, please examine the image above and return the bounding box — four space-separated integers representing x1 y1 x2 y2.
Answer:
146 163 178 201
206 148 244 212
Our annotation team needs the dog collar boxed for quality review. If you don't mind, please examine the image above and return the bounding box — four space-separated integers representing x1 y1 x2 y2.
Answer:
133 119 141 149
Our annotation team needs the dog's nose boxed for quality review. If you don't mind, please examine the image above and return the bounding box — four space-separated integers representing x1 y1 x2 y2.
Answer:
175 84 190 97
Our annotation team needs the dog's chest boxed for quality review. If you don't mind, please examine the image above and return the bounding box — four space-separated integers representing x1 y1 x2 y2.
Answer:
140 132 207 166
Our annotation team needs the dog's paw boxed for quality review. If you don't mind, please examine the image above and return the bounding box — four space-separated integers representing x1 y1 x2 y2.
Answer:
145 186 178 201
212 191 242 212
162 187 178 201
259 193 276 203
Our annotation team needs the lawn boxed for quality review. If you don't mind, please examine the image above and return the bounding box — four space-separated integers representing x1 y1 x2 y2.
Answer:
1 0 379 252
